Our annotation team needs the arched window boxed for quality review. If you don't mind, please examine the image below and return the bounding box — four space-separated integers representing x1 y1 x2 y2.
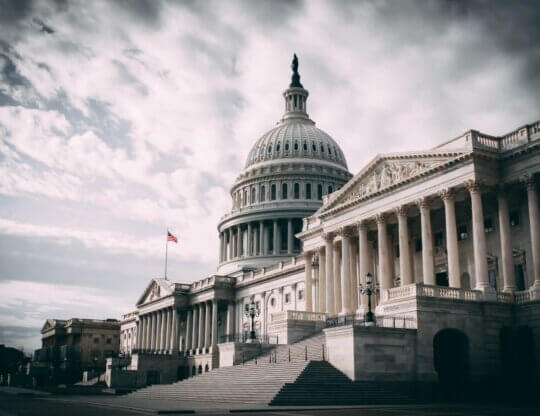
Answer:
260 185 266 202
312 142 316 152
276 143 280 152
271 184 276 200
251 188 256 204
306 183 312 199
282 183 288 199
328 147 332 155
328 185 333 194
294 183 300 199
317 184 323 200
285 142 289 151
267 145 272 154
243 189 248 206
303 142 308 151
320 143 325 152
294 141 299 151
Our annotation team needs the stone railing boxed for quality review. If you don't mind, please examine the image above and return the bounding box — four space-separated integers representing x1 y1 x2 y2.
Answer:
383 283 482 302
514 290 532 304
270 310 327 323
496 292 514 303
190 275 236 292
472 131 500 150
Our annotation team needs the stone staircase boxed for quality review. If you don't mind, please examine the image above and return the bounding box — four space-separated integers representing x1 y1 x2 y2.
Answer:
246 332 326 364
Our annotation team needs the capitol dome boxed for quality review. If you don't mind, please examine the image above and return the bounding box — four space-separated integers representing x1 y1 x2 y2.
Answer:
217 54 352 274
245 120 348 170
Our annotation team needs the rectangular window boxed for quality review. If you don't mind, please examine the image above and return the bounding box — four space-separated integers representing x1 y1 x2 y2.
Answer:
510 211 520 227
435 232 444 248
285 293 291 304
395 245 400 258
271 184 276 200
298 290 304 300
106 338 112 345
458 225 468 241
415 239 422 252
484 218 494 233
306 183 312 200
93 338 100 344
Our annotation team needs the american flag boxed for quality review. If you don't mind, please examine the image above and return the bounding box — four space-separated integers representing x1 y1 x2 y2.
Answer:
167 231 178 243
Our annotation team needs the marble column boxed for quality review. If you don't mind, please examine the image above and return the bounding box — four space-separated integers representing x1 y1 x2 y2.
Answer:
191 306 198 351
440 189 461 288
304 251 313 312
259 221 265 255
287 219 294 254
237 225 243 258
319 247 326 313
205 301 211 348
164 309 171 352
396 206 414 286
186 309 192 351
228 228 233 261
418 198 435 285
153 312 159 352
357 222 370 313
339 229 352 315
171 309 178 353
158 309 166 353
273 220 279 254
525 176 540 288
334 241 342 313
219 233 224 262
497 189 515 292
247 222 252 256
145 315 152 351
226 302 234 336
350 239 359 311
377 214 392 290
254 225 259 256
324 233 335 315
211 299 218 346
198 303 205 349
467 181 490 290
136 318 142 350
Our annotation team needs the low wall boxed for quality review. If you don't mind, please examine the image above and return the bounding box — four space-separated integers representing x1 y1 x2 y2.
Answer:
218 342 267 367
268 312 326 344
324 325 417 381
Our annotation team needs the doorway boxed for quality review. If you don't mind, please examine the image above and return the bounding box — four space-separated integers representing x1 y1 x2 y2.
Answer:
433 328 469 401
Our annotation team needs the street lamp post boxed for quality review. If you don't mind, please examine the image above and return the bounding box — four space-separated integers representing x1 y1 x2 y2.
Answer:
244 300 260 342
359 272 379 324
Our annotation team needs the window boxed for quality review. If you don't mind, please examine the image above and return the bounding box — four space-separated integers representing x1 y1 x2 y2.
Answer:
106 338 112 345
245 303 249 312
251 188 256 204
510 211 520 227
285 293 291 304
94 338 100 344
267 145 272 154
415 239 422 252
271 184 276 200
298 290 304 300
435 232 444 248
282 183 288 199
276 143 280 152
270 297 276 307
395 245 400 258
243 189 248 206
294 183 300 199
312 142 316 151
285 142 289 151
303 142 308 151
294 141 298 151
328 147 332 155
328 185 333 194
484 218 493 233
317 184 323 200
458 225 468 240
260 185 266 202
306 183 312 199
320 144 324 153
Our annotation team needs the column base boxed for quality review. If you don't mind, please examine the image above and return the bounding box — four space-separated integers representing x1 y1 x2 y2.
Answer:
530 284 540 301
476 284 497 301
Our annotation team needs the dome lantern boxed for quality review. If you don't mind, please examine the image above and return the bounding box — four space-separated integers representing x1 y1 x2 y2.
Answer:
281 54 310 122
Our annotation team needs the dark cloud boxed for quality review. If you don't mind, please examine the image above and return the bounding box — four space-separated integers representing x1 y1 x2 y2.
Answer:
112 0 163 25
31 16 54 34
0 325 40 350
0 0 34 24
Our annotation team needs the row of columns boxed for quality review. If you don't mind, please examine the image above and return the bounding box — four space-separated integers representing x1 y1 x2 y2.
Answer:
219 219 297 262
304 178 540 315
136 307 179 353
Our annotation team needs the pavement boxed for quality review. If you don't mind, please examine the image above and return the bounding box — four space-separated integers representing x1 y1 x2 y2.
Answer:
1 388 540 416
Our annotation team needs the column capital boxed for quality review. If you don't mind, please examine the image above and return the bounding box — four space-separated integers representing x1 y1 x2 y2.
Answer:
394 205 409 217
356 220 369 230
303 250 314 259
521 173 536 188
336 226 355 238
438 188 455 201
415 197 431 209
465 179 484 194
375 213 387 224
321 231 335 242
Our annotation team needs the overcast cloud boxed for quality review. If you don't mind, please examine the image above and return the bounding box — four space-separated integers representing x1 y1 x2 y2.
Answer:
0 0 539 352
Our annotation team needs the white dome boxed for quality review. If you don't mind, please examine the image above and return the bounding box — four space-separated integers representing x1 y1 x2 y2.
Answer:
245 118 348 170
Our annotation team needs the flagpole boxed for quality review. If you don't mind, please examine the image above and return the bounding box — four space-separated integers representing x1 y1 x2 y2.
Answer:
165 229 169 280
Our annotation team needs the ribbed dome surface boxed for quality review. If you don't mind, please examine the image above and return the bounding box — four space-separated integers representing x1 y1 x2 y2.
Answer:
245 119 348 169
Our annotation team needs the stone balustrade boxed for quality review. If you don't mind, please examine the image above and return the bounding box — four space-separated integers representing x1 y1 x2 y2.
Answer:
270 310 327 323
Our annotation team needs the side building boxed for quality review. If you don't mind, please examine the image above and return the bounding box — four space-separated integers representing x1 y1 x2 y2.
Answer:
33 318 120 385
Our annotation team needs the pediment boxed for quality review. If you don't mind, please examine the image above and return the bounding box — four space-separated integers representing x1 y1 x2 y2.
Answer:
41 319 65 333
136 278 174 306
320 151 469 214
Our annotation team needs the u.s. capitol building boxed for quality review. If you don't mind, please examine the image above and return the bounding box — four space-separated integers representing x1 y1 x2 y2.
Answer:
113 56 540 400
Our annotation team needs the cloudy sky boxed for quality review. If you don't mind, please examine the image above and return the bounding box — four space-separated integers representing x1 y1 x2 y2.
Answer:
1 0 539 352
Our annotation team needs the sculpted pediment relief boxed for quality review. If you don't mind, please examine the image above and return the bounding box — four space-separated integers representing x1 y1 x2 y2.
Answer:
137 278 173 306
321 152 467 213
